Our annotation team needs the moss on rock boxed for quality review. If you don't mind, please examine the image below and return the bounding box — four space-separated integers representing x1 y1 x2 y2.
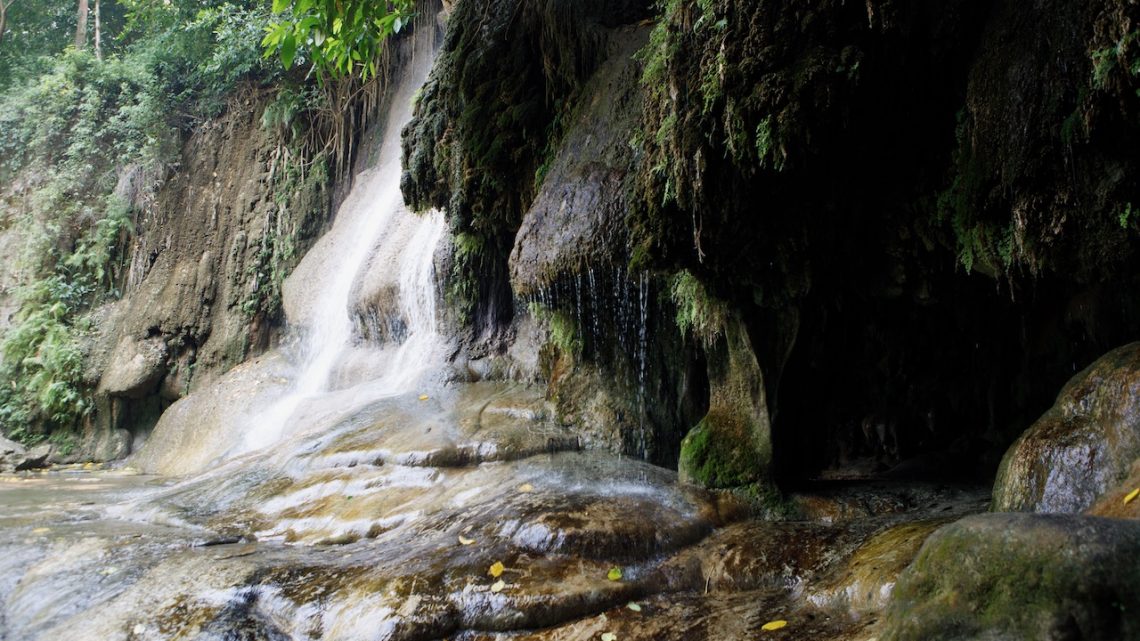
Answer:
679 313 770 489
882 513 1140 641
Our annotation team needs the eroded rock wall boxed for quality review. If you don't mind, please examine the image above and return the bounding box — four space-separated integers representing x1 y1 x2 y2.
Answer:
405 0 1140 490
76 90 332 459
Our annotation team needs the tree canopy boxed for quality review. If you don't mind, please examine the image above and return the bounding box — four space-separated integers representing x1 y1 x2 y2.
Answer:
261 0 415 81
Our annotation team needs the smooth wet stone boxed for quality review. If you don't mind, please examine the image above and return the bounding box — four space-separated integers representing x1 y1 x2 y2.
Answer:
0 438 51 472
14 444 51 472
653 520 859 594
132 352 294 476
807 519 948 617
787 481 992 531
309 383 570 469
881 513 1140 641
453 590 873 641
993 343 1140 513
97 336 169 399
1085 458 1140 520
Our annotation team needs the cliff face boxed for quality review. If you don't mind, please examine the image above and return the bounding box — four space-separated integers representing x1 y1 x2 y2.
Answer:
77 90 332 460
404 0 1140 485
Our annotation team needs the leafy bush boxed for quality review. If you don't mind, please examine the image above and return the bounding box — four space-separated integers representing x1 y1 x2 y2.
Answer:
0 2 277 442
670 270 727 347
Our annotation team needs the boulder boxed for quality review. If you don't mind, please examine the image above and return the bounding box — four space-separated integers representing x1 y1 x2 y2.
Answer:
14 443 51 471
993 343 1140 513
807 520 949 617
0 437 52 472
1085 458 1140 520
881 513 1140 641
0 435 27 472
98 336 168 399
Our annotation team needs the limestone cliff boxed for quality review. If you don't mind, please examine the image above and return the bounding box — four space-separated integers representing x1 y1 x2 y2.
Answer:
404 0 1140 489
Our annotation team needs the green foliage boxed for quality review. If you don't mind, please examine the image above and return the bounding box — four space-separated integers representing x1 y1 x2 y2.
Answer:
1092 28 1139 90
754 116 784 171
0 2 276 441
261 0 414 81
0 0 129 89
0 276 93 439
670 270 727 346
1119 202 1136 230
537 304 583 357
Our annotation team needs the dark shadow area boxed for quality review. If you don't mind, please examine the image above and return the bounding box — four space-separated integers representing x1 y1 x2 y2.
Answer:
774 268 1140 485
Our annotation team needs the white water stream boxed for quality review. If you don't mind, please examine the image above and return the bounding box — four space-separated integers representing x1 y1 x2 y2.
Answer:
233 44 445 456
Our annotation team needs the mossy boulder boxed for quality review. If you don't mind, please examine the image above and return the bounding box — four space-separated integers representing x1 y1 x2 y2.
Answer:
993 343 1140 513
882 513 1140 641
679 315 770 488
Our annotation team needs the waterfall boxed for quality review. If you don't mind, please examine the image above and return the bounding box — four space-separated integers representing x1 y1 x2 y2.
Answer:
230 34 445 457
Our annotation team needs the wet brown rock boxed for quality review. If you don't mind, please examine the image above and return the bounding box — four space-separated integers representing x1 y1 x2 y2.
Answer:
1086 458 1140 520
993 343 1140 513
807 519 947 617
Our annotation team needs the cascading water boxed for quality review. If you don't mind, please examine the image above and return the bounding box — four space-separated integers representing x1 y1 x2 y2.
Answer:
230 45 446 457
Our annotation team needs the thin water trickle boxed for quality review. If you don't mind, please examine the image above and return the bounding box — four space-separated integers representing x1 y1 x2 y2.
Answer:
638 270 650 458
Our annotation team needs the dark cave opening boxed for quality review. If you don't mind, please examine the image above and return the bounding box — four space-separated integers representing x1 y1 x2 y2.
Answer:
772 268 1140 486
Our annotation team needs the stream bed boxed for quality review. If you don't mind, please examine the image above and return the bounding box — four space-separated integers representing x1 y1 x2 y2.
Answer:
0 383 989 641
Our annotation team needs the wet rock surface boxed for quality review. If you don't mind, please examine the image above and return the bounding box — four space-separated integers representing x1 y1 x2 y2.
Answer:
994 343 1140 513
0 386 994 641
882 513 1140 641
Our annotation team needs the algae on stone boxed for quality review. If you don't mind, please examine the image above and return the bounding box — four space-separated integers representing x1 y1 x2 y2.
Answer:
882 513 1140 641
679 314 770 489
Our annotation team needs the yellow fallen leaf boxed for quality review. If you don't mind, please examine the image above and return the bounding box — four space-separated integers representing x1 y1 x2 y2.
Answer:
458 535 476 545
31 527 50 535
607 567 623 581
489 561 504 578
1124 488 1139 505
601 633 617 641
626 602 641 612
760 620 787 631
418 395 429 401
518 483 534 493
490 579 506 593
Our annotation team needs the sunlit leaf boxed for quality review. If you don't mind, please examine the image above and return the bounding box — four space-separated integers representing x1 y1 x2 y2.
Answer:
458 535 475 545
607 567 623 581
489 561 505 578
1125 488 1139 505
280 32 297 69
761 620 788 631
490 579 506 593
